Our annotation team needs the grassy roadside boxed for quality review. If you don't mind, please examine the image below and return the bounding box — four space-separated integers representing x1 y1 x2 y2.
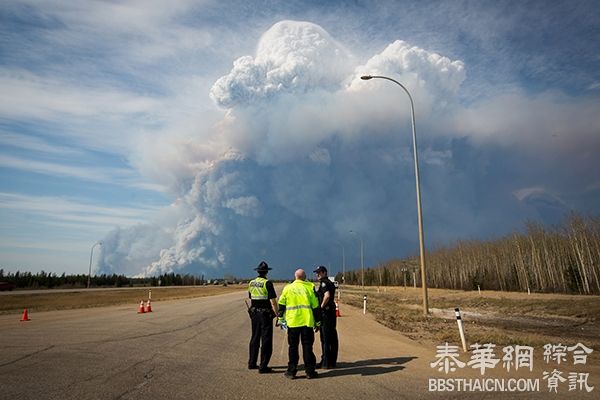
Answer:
339 285 600 349
0 285 246 315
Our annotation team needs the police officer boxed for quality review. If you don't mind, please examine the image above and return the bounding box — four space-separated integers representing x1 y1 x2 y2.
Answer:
277 269 321 379
248 261 278 373
313 265 338 369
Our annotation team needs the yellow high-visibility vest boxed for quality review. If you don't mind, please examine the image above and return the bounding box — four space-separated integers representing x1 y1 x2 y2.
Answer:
248 277 269 300
278 279 319 328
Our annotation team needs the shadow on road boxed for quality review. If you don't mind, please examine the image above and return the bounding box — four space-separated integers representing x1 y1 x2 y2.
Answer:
320 356 417 377
271 356 417 378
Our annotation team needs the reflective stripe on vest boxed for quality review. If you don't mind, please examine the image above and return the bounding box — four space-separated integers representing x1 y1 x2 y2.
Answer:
285 305 312 311
278 280 319 328
248 277 269 300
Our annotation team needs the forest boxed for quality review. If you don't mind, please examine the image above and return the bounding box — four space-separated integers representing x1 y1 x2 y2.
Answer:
340 213 600 295
0 271 206 289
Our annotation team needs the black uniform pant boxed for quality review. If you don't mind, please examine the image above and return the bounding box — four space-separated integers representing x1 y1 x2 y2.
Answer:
248 309 273 369
286 326 316 375
319 313 338 367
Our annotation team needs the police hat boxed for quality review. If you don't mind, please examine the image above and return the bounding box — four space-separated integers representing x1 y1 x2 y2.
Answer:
255 261 272 272
313 265 327 274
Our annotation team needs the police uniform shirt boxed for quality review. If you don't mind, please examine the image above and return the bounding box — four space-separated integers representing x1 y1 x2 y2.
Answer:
249 279 277 309
316 277 336 315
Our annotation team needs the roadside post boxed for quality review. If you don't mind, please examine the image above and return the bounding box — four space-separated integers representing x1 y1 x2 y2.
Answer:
363 294 367 315
454 308 468 352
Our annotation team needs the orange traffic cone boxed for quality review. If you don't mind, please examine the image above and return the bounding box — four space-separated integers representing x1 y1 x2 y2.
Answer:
145 300 152 313
335 301 341 317
137 300 145 314
20 308 30 321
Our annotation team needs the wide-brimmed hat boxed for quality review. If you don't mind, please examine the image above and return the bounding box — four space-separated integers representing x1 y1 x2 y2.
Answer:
255 261 272 272
313 265 327 274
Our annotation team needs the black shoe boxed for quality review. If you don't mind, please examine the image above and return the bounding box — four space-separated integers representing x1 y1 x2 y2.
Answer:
284 371 296 380
258 367 273 374
306 371 318 379
315 362 322 369
248 365 258 370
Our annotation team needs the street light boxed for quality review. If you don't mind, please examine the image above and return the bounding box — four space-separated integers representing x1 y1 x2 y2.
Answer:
87 241 102 289
335 241 346 299
338 242 346 285
349 230 364 290
360 74 429 316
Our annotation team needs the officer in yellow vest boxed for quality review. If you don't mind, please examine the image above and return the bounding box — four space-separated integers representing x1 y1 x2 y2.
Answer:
248 261 278 373
277 268 321 379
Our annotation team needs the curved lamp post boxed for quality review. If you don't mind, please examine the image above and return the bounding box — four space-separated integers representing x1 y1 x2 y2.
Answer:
87 241 102 289
360 75 429 316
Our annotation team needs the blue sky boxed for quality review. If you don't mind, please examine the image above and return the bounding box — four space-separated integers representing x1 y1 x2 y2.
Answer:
0 0 598 279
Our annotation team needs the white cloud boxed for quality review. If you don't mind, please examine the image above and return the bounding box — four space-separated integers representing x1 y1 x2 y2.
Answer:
0 239 92 253
351 40 466 98
0 130 85 156
0 69 163 120
12 0 213 63
0 69 174 161
0 192 161 228
208 21 468 167
210 20 354 108
0 154 164 192
1 0 219 161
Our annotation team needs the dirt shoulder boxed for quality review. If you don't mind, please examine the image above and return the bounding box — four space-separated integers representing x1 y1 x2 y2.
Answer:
339 285 600 355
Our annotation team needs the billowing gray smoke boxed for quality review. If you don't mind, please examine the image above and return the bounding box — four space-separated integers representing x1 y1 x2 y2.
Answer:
97 20 595 278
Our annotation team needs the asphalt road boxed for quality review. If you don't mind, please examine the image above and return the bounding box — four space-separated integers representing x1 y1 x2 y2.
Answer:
1 289 597 399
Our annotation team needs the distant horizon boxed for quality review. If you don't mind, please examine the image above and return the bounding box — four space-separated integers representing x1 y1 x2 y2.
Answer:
2 211 596 281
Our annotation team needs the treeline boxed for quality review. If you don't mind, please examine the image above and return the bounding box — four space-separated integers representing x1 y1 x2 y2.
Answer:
342 213 600 295
0 270 210 289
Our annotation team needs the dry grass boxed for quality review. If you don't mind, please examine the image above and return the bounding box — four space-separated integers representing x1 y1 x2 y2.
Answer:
0 285 246 314
339 285 600 349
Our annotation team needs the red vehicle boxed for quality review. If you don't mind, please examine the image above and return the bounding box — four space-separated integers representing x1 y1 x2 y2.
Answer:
0 282 16 291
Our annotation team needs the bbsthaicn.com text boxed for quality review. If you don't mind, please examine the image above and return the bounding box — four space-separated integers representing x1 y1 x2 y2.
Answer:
429 378 540 392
